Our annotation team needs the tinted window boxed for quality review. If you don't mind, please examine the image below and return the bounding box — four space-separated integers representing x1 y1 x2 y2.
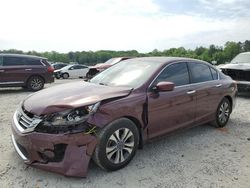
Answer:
0 56 3 66
189 62 213 83
74 65 87 69
210 67 218 80
3 57 41 66
25 58 42 65
154 62 190 86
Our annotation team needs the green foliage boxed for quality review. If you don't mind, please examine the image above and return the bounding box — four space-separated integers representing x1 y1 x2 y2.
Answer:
1 40 249 65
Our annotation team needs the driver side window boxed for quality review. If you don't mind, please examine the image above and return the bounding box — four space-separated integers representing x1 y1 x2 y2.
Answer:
154 62 190 87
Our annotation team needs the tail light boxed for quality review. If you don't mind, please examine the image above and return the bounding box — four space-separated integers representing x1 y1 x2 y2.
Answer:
47 66 54 73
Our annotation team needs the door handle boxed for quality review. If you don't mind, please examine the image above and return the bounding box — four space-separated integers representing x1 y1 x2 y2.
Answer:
215 84 222 87
0 70 4 72
25 69 32 71
187 90 196 95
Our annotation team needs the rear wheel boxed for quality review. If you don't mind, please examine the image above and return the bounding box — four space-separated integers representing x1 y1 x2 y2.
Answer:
93 118 139 171
62 73 69 79
27 76 44 91
211 98 231 128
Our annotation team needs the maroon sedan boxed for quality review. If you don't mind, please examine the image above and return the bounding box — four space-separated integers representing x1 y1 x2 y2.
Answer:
11 57 237 177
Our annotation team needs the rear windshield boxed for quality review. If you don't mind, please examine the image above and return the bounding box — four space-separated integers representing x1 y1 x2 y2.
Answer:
231 53 250 64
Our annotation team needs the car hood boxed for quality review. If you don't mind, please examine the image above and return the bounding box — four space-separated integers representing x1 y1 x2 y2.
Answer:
219 63 250 71
23 81 132 116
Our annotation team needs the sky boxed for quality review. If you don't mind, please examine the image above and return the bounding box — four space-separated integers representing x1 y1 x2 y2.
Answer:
0 0 250 53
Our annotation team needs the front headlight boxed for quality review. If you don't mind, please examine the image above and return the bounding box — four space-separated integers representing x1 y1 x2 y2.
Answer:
44 102 100 126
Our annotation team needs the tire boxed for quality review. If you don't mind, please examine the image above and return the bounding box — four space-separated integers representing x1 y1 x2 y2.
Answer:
211 97 231 128
62 73 69 79
93 118 139 171
55 75 61 79
27 76 44 91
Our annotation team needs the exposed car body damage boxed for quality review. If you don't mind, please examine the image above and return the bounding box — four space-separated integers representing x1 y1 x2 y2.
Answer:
23 81 132 116
12 122 97 177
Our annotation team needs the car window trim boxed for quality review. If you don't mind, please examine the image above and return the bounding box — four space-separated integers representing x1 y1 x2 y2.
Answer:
148 61 220 91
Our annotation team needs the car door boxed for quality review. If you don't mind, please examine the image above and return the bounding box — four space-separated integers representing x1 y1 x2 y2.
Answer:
0 56 28 84
67 65 77 78
80 65 89 77
147 62 196 139
188 62 223 125
0 56 5 83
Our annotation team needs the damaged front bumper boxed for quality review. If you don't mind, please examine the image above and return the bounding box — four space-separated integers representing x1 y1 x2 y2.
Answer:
11 117 98 177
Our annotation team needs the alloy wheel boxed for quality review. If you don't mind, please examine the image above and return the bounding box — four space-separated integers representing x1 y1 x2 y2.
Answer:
30 78 43 90
218 101 230 124
106 128 135 164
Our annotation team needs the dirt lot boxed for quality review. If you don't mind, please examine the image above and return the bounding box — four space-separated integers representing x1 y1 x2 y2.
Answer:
0 79 250 188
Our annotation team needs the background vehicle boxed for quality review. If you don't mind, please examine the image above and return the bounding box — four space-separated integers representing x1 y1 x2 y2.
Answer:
11 57 236 177
52 62 67 70
86 57 132 79
219 52 250 91
0 54 54 91
54 64 89 79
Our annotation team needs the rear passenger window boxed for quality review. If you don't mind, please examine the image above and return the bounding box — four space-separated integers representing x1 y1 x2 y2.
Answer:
26 58 42 65
154 62 190 86
189 63 213 83
210 67 218 80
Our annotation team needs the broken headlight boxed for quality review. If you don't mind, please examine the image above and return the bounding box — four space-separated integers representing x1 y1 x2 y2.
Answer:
44 102 100 126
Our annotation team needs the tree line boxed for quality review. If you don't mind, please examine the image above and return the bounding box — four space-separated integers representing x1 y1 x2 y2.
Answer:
1 40 249 65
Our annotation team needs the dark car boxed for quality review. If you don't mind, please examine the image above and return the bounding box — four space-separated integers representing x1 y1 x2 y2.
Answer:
85 57 132 79
0 54 54 91
11 57 236 177
219 52 250 91
52 62 67 70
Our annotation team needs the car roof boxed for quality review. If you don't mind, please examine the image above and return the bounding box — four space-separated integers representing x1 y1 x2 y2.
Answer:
0 53 47 59
126 56 208 65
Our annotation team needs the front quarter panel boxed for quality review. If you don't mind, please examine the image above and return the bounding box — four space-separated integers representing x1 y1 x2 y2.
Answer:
87 92 146 129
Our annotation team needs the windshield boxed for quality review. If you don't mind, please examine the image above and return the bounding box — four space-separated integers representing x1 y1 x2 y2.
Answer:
90 60 162 88
104 58 122 65
231 53 250 64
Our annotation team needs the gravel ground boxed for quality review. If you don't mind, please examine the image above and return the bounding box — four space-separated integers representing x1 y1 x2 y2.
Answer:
0 79 250 188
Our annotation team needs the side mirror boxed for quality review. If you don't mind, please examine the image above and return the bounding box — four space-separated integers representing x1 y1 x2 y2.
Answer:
153 81 175 92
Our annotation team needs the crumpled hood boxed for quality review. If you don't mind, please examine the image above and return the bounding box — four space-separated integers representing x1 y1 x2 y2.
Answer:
219 63 250 71
23 81 132 116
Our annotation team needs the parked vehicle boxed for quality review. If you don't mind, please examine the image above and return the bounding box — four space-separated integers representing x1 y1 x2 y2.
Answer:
11 57 236 177
52 62 67 70
54 64 89 79
0 54 54 91
219 52 250 91
86 57 132 79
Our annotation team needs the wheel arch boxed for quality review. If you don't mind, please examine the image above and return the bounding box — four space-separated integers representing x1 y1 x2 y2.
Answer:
224 95 233 112
123 116 144 149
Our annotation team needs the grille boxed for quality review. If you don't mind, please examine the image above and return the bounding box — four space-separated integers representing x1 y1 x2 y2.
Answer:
15 107 42 133
221 69 250 81
18 112 34 129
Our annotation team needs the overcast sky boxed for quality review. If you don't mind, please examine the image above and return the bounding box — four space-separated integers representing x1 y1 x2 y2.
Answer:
0 0 250 52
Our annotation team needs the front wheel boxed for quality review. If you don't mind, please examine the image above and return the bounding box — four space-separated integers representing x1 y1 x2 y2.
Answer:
211 97 231 128
93 118 139 171
62 73 69 79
